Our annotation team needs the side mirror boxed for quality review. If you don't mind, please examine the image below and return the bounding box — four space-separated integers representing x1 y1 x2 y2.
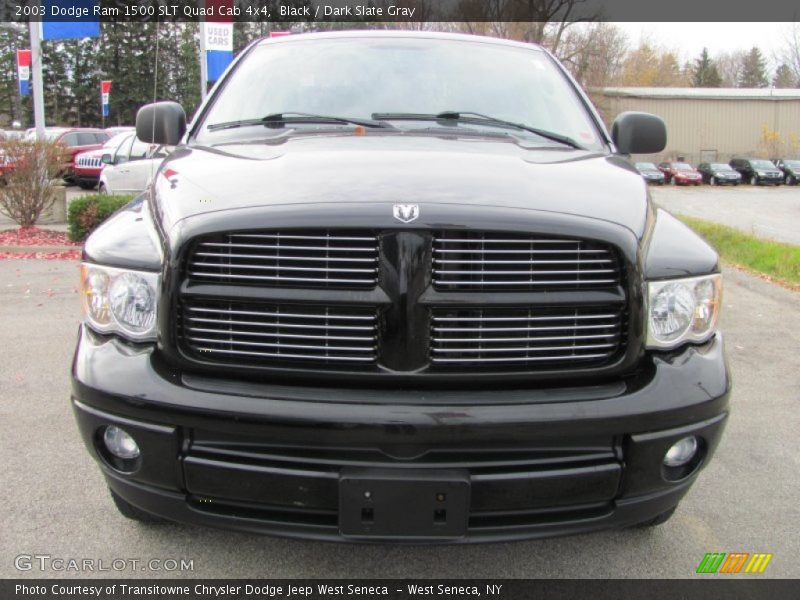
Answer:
100 153 113 165
136 101 186 146
611 112 667 155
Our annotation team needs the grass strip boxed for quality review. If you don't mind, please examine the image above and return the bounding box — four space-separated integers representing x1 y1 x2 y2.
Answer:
678 215 800 287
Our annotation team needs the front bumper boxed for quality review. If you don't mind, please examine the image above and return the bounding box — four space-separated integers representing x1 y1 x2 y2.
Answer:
71 325 730 543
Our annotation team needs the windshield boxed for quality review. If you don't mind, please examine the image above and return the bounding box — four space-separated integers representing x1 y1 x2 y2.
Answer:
103 132 132 149
783 160 800 168
635 162 657 169
196 37 603 149
710 163 733 170
751 160 776 169
673 163 693 171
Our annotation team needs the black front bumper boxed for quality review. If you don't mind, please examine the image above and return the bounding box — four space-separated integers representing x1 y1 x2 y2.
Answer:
71 325 730 543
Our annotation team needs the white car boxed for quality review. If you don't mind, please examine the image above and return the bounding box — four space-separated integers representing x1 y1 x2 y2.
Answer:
98 138 172 195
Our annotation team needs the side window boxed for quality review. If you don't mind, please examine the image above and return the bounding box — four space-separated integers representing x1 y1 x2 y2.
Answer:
151 145 174 159
76 132 96 146
128 138 150 162
115 135 136 164
94 132 109 144
61 133 79 147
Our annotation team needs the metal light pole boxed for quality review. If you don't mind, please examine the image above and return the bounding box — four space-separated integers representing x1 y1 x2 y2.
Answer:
199 21 208 100
29 22 46 138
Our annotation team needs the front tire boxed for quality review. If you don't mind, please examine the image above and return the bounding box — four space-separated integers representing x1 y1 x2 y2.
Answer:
77 181 95 190
710 176 716 186
98 183 107 195
109 489 165 523
750 175 758 186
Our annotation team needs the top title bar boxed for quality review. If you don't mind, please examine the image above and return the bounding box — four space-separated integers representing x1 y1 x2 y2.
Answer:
2 0 799 23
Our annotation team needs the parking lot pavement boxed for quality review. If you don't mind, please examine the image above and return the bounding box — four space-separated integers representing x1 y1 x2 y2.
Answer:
652 184 800 245
1 259 798 579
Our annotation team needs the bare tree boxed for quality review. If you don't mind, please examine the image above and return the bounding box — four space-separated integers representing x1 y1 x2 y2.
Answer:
715 50 748 88
0 140 65 228
775 22 800 84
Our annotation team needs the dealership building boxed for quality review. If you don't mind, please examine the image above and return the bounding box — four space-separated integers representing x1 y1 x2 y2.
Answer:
591 87 800 164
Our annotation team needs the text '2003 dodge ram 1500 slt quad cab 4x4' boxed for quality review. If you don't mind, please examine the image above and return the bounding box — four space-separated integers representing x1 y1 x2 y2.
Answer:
72 31 730 543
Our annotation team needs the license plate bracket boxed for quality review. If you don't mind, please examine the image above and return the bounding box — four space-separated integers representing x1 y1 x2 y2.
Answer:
338 468 470 539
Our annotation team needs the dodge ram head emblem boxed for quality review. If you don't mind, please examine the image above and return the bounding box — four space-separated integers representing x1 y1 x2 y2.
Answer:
393 204 419 223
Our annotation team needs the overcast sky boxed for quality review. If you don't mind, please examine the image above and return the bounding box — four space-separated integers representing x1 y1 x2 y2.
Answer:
614 22 789 65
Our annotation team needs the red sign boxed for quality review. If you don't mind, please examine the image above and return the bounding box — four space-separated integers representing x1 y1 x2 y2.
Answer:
205 0 234 23
17 49 31 68
101 80 112 94
270 32 292 38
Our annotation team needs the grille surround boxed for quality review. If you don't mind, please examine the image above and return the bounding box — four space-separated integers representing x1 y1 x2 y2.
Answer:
186 230 379 289
433 231 622 291
430 306 626 369
179 299 379 367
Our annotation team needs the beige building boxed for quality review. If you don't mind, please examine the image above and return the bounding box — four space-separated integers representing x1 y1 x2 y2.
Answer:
591 87 800 164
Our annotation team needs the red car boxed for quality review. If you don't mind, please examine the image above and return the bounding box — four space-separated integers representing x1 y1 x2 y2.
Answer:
72 131 136 190
657 161 702 186
26 127 110 183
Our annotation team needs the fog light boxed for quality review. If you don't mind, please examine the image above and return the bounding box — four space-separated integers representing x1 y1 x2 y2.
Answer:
663 436 698 467
103 426 140 459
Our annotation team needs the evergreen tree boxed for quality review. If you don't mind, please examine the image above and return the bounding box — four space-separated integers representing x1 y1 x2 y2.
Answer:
773 63 797 88
691 48 722 87
738 47 769 88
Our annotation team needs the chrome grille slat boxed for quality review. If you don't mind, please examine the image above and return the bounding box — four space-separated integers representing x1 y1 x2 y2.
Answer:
187 307 374 321
433 231 621 291
193 348 376 362
188 230 379 288
180 300 379 367
190 262 377 274
199 242 378 252
431 307 625 368
186 317 375 332
433 353 614 364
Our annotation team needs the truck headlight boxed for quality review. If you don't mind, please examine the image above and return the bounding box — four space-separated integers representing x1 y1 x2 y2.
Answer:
80 263 159 341
646 274 722 349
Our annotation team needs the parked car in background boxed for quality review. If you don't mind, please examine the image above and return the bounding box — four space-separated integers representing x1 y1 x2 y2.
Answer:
634 162 665 185
98 138 172 195
104 126 135 137
772 158 800 185
657 161 702 185
24 127 110 182
729 158 783 186
73 132 138 190
697 163 742 186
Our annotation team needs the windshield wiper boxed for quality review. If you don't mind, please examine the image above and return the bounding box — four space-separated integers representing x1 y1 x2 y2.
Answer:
208 112 393 131
372 111 584 149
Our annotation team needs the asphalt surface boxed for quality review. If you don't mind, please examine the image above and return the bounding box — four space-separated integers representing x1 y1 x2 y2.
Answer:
0 259 798 579
652 184 800 245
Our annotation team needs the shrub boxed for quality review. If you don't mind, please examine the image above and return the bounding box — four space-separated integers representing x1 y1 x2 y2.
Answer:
67 194 134 242
0 139 66 227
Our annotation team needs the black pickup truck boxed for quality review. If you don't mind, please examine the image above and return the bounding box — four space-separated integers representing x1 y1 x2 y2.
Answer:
71 31 729 542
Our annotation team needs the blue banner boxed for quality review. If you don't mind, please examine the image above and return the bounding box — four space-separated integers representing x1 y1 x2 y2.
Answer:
206 50 233 82
42 0 100 39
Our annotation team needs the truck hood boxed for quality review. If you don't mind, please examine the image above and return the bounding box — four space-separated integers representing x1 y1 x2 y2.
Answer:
152 134 650 237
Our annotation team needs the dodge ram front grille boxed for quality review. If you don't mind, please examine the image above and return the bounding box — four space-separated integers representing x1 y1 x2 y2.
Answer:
431 307 624 367
186 230 379 289
180 300 379 365
433 232 621 291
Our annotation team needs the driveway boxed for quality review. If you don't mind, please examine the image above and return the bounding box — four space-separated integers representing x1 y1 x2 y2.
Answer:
0 260 798 578
652 185 800 245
